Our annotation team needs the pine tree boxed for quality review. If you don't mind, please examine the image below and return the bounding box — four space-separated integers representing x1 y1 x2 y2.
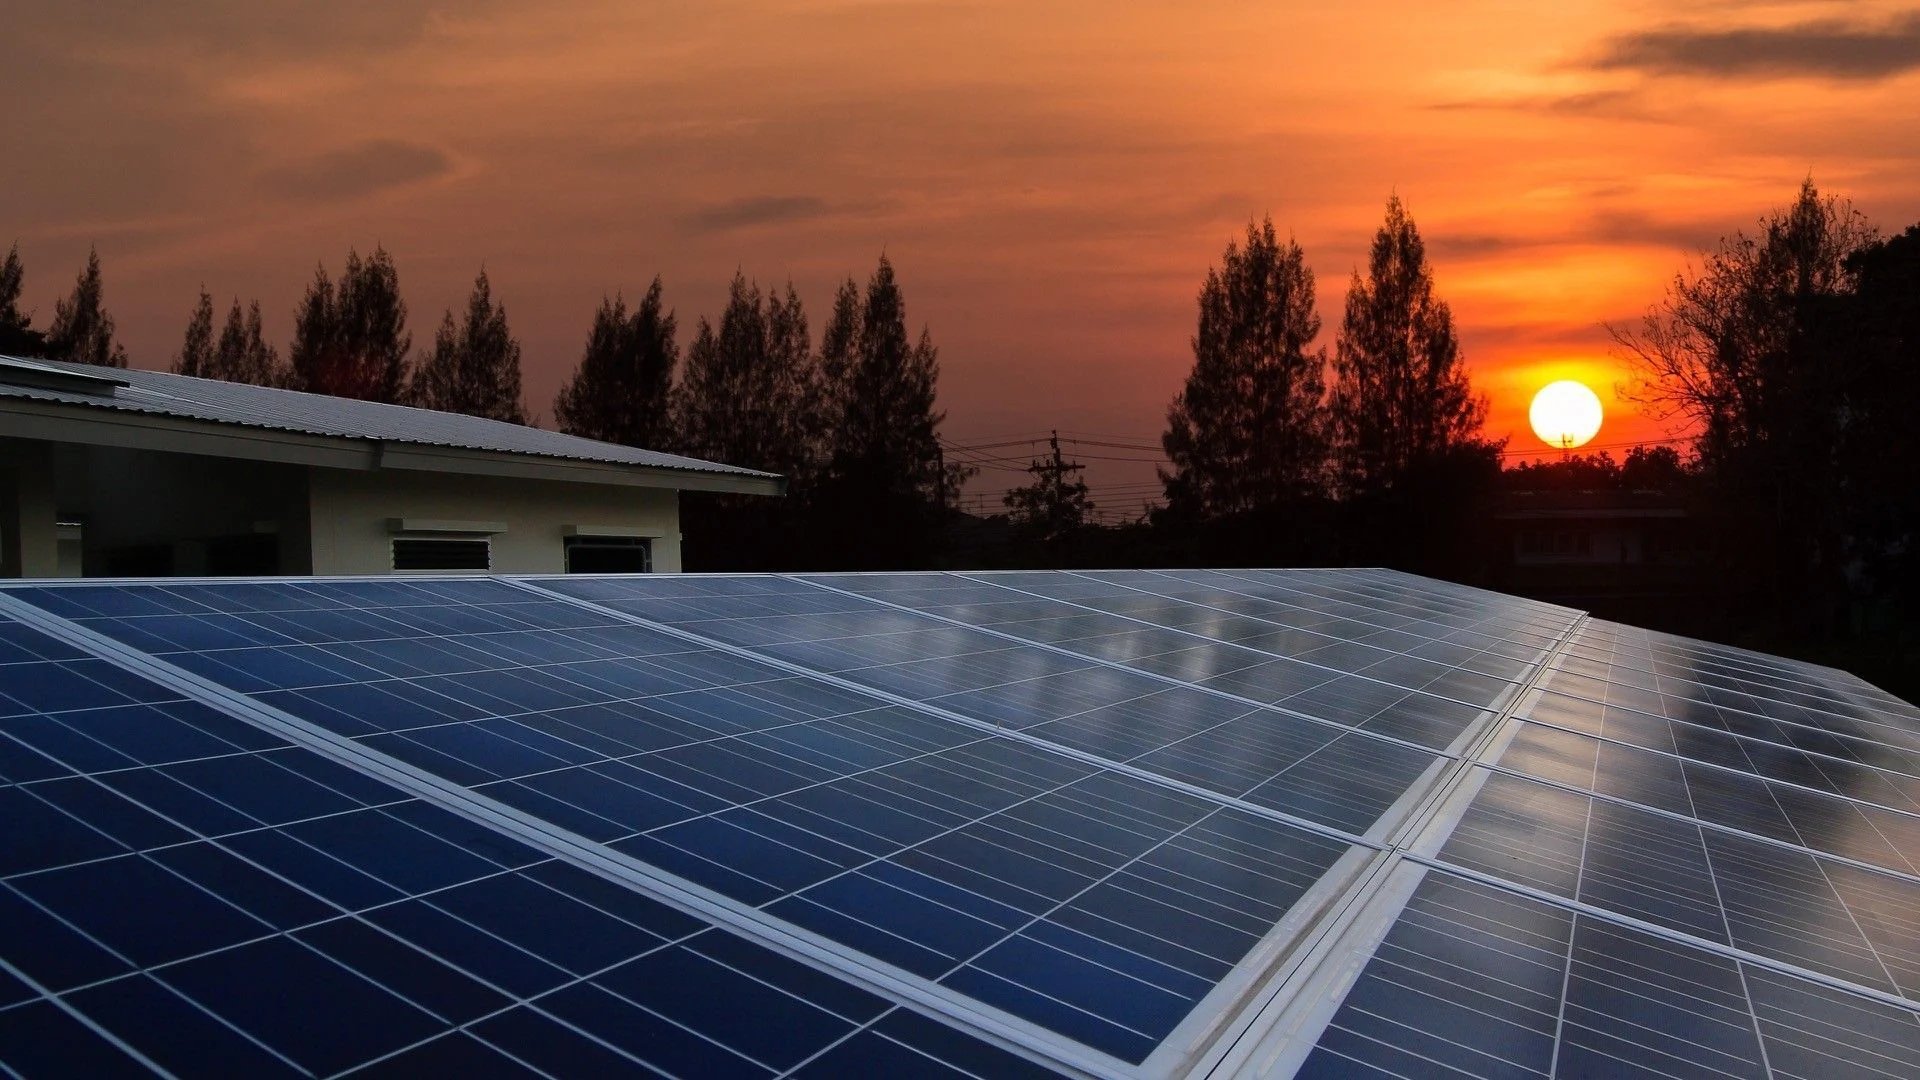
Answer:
815 255 968 566
674 273 818 477
410 269 528 423
1161 217 1330 518
289 246 410 401
45 247 128 368
175 289 216 377
0 243 45 357
834 258 949 500
553 279 678 448
1004 432 1093 540
1329 196 1492 496
810 278 862 472
212 298 285 388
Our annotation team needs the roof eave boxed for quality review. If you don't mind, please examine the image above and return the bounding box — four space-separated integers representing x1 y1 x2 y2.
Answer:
0 397 785 496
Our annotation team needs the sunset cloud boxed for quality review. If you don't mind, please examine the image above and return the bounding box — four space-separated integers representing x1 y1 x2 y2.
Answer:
257 141 453 202
5 1 1919 494
1591 12 1920 80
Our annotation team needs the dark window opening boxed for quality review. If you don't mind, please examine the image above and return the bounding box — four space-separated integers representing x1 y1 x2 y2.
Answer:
565 536 652 573
393 537 491 572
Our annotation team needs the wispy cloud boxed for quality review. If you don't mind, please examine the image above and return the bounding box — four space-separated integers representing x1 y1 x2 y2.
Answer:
1429 88 1660 120
679 195 900 233
1590 12 1920 80
257 140 452 201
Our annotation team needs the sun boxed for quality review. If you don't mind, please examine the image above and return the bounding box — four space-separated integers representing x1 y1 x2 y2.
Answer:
1529 380 1604 449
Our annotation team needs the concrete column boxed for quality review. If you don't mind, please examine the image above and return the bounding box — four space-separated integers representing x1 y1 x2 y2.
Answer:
653 531 684 573
0 440 60 578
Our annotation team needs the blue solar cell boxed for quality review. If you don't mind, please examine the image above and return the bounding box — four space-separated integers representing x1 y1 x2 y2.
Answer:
65 974 303 1077
6 570 1918 1077
0 1000 153 1078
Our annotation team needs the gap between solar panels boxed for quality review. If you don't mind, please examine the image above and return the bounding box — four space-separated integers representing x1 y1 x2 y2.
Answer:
1180 603 1591 1077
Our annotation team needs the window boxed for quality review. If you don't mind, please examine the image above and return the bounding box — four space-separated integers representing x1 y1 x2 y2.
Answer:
393 537 491 572
564 536 651 573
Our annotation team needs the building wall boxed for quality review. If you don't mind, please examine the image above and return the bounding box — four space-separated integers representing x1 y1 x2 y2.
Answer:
307 467 682 575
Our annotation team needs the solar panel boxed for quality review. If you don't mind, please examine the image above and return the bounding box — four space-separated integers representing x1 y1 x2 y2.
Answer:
2 570 1917 1078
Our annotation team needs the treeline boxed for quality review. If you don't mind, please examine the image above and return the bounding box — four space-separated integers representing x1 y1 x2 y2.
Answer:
1613 180 1920 682
1500 445 1688 493
1000 196 1502 574
0 243 968 569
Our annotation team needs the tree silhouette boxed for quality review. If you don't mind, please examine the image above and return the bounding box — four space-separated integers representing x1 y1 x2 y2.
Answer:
410 269 528 423
813 256 969 567
45 247 128 368
1005 432 1093 540
1838 222 1920 626
175 290 216 377
1615 179 1872 470
0 243 46 357
1619 444 1689 491
553 279 678 448
289 246 410 402
1612 179 1874 637
212 298 285 388
1330 196 1491 497
675 273 817 477
1161 217 1329 517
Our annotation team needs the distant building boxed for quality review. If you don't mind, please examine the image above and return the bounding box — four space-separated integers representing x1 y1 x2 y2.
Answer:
1490 487 1703 622
0 355 781 578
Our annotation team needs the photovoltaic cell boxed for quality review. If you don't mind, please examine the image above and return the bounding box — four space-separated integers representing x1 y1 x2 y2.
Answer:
2 579 1363 1069
0 617 1056 1078
538 574 1450 836
2 568 1916 1079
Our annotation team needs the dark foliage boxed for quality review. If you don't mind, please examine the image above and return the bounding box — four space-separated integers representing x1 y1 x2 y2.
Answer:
212 298 286 388
411 269 528 423
1161 218 1330 517
553 280 678 449
1005 432 1093 541
289 246 410 402
1331 196 1497 497
1502 445 1691 492
675 273 817 477
45 247 127 368
801 256 971 569
0 243 47 357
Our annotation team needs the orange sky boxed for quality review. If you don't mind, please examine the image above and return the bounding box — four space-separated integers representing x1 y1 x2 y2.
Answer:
6 1 1919 512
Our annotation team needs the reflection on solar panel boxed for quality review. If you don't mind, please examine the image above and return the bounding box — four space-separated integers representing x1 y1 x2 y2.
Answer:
0 568 1915 1078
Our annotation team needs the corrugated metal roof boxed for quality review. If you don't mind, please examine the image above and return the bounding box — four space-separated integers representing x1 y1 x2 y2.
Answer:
0 354 776 480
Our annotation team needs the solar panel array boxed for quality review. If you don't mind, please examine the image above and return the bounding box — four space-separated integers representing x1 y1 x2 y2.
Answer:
0 568 1914 1078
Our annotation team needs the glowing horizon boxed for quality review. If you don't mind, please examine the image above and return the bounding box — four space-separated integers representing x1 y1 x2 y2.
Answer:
7 1 1917 500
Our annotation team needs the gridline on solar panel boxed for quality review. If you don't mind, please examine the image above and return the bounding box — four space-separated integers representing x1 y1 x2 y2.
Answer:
1137 568 1575 647
1299 870 1920 1079
1015 568 1562 675
0 614 1057 1079
1435 769 1920 996
1536 686 1920 795
796 572 1518 753
536 574 1446 837
1561 622 1920 751
5 579 1366 1067
1493 717 1920 876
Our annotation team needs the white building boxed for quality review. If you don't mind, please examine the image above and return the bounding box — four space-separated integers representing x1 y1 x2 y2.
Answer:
0 355 781 578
